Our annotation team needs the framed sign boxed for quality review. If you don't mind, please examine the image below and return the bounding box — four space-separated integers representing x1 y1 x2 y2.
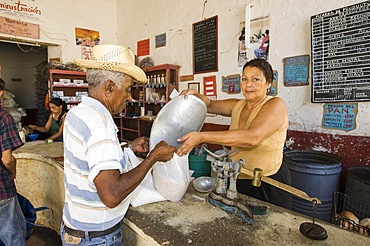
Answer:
188 82 200 93
203 75 216 96
137 39 150 57
311 1 370 102
193 16 218 74
283 55 309 87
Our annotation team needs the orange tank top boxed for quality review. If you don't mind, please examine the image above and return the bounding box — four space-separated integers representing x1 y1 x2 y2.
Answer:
229 96 288 178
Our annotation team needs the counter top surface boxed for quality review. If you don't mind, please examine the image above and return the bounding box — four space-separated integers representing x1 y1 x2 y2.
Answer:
125 185 369 246
14 141 64 160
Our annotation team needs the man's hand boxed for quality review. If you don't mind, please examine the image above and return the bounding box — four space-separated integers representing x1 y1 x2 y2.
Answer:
131 136 149 153
146 141 177 163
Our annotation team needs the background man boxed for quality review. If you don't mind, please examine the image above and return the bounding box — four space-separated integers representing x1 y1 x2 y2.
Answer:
0 78 26 246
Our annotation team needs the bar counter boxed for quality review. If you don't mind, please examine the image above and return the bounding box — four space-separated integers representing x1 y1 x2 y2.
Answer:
13 142 369 245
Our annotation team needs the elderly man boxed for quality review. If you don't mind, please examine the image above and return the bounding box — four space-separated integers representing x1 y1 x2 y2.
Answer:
0 78 26 246
61 44 176 245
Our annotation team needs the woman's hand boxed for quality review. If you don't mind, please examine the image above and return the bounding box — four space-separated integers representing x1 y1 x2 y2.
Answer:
29 125 38 130
176 132 203 156
180 89 211 107
180 89 199 98
131 136 149 153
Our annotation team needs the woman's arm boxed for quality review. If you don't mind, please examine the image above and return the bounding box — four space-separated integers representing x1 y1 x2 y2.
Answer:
177 97 287 155
29 114 53 133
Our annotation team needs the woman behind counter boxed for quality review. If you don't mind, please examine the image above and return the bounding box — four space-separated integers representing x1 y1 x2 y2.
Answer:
29 98 67 142
177 58 292 209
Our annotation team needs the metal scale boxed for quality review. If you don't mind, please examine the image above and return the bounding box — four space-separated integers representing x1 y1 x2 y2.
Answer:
204 147 328 240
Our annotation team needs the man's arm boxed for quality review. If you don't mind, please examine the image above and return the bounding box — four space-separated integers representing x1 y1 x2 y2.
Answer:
2 149 17 180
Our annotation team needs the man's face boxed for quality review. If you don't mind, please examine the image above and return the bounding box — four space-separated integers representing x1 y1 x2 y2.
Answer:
109 75 133 115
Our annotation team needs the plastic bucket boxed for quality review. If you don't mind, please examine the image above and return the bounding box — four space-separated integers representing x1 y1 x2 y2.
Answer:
17 193 36 240
283 150 342 222
189 153 211 178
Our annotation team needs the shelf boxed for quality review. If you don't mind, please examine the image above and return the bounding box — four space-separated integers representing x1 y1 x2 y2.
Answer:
52 84 88 88
114 64 180 142
142 64 181 72
48 69 88 111
122 128 139 133
49 69 86 76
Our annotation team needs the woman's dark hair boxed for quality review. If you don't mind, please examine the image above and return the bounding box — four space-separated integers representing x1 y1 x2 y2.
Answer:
49 98 68 125
243 58 273 83
0 78 5 90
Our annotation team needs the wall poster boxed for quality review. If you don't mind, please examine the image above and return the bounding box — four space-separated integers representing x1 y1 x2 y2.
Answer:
322 103 358 131
75 27 100 47
240 16 270 65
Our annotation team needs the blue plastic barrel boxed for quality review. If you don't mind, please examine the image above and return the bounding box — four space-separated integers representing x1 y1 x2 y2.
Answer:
283 150 342 222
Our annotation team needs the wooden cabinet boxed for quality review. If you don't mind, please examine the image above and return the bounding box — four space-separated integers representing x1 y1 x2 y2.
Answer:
48 69 88 109
114 64 180 142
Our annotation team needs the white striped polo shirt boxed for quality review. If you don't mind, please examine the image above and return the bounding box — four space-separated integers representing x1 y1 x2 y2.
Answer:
62 96 130 231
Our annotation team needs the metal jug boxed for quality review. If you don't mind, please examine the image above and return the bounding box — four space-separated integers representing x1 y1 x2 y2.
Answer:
149 95 207 150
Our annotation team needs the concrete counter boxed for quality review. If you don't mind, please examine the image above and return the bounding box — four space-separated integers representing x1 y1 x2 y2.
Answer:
13 143 369 245
123 186 369 246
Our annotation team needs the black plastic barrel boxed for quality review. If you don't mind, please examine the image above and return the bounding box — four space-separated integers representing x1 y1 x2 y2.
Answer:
283 150 342 222
344 166 370 217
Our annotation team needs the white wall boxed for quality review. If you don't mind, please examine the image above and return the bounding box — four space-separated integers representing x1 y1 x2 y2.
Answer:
0 0 118 108
0 0 117 62
116 0 369 137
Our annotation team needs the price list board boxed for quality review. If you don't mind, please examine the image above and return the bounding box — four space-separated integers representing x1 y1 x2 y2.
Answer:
311 1 370 103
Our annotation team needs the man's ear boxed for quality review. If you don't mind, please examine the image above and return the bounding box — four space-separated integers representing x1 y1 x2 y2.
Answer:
104 80 115 97
0 90 3 98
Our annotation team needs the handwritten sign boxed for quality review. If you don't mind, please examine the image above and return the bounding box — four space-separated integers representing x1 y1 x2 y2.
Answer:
322 103 358 131
222 74 240 94
311 1 370 102
137 38 150 57
283 55 309 87
0 0 43 22
0 16 39 38
193 16 218 74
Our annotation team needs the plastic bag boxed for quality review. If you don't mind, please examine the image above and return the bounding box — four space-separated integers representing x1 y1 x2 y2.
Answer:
152 154 191 202
124 148 166 207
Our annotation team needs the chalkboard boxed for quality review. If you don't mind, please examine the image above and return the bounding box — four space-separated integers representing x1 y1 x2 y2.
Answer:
193 16 218 74
311 1 370 103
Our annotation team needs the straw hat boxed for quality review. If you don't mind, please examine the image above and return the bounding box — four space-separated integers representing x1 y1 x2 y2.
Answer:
74 44 147 83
